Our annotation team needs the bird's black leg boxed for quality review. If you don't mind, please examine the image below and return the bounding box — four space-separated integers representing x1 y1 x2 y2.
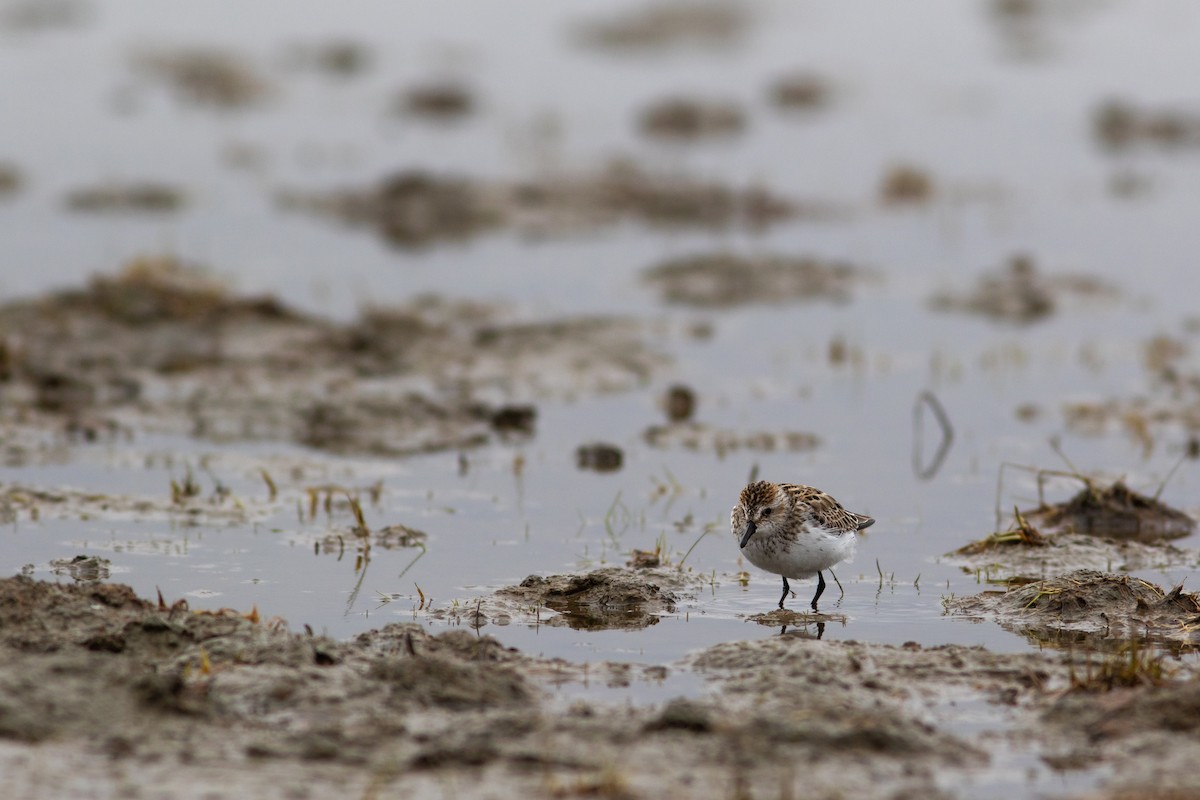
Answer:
811 571 826 612
778 577 790 609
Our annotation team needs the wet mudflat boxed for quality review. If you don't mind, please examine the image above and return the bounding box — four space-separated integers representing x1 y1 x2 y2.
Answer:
7 1 1200 798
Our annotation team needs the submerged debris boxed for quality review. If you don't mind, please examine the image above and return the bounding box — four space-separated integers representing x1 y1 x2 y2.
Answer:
1094 99 1200 150
929 255 1118 324
946 570 1200 646
642 252 867 308
64 182 186 213
638 97 745 140
575 1 748 51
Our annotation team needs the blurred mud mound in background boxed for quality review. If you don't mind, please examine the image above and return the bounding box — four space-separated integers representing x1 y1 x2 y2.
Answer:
930 255 1119 324
642 252 868 308
280 160 798 248
0 257 667 461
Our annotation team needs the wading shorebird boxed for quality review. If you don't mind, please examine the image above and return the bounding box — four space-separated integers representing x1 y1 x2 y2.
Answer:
732 480 874 612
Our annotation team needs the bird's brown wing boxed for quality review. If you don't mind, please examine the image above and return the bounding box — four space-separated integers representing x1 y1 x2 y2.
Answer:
780 483 871 534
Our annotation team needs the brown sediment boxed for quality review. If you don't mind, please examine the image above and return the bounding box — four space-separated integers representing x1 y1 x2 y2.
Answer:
879 164 935 205
493 567 691 631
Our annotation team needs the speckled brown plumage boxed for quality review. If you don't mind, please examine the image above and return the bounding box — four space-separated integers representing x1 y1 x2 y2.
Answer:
732 480 874 611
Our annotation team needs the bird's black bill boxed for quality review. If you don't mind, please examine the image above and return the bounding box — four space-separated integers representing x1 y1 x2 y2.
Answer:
739 521 756 548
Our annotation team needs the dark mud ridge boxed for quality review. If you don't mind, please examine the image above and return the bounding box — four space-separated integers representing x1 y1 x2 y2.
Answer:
6 574 1200 797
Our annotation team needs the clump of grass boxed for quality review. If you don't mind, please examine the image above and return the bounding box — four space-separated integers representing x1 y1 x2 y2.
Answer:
954 506 1048 556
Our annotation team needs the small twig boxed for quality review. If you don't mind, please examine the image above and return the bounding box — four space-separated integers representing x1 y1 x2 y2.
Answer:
829 568 845 600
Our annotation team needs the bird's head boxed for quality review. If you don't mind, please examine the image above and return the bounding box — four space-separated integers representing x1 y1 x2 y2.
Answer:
731 481 789 548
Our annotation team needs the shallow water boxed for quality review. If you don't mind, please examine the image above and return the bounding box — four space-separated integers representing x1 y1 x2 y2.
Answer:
4 0 1200 680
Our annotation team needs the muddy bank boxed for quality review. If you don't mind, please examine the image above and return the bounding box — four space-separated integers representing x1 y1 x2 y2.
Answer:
8 574 1200 797
0 258 667 461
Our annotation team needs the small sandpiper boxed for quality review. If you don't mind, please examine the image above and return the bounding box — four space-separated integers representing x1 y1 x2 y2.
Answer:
732 480 874 611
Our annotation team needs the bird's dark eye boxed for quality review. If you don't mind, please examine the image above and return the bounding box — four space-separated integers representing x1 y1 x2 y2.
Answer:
761 507 772 517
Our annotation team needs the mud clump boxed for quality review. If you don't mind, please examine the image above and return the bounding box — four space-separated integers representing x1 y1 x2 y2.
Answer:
643 252 868 308
576 442 624 472
879 164 935 205
281 160 798 248
1095 99 1200 150
64 182 186 213
770 72 831 110
946 570 1200 646
662 383 696 422
280 40 372 77
0 163 21 195
133 48 271 109
1024 478 1194 542
575 1 748 51
400 81 475 120
930 255 1119 324
497 568 684 630
639 97 745 140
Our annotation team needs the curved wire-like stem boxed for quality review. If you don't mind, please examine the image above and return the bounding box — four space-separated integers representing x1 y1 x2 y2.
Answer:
912 390 954 481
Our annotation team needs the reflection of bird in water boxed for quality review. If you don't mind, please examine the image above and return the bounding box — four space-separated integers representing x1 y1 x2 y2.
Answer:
732 481 874 611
